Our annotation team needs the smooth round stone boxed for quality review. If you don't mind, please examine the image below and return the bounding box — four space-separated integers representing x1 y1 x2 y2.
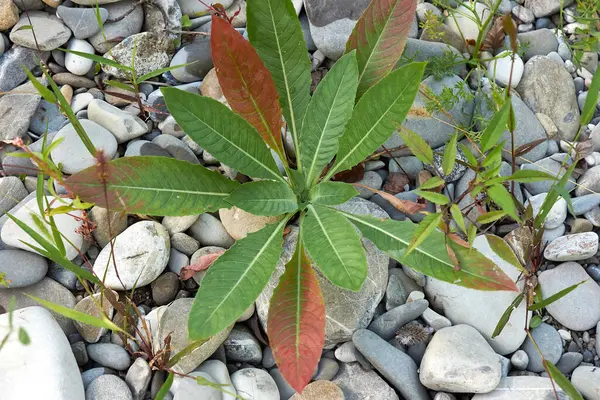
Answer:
87 343 131 370
51 119 117 174
168 248 189 275
313 358 340 381
81 368 110 389
0 307 85 399
71 92 94 113
486 51 524 87
125 358 151 400
65 38 95 75
1 196 84 260
57 5 108 39
520 323 562 372
0 176 28 216
543 232 598 261
0 249 48 288
150 272 179 305
151 134 199 164
419 325 502 393
93 221 170 290
169 38 213 82
171 371 221 400
223 326 262 364
556 352 583 375
74 292 115 343
290 381 344 400
162 215 199 235
196 360 237 400
510 350 529 370
86 375 133 400
445 3 490 45
89 0 143 53
538 262 600 331
125 140 172 157
188 213 234 248
231 368 279 400
571 366 600 399
9 11 71 51
87 99 148 143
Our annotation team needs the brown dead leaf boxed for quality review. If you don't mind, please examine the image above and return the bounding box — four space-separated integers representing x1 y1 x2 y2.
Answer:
354 183 426 214
179 251 225 281
482 16 506 51
333 163 365 183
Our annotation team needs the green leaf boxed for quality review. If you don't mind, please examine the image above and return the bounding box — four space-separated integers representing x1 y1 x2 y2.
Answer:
309 181 358 206
341 212 519 291
442 133 458 176
16 24 32 31
450 204 467 233
397 127 434 165
487 184 520 222
104 80 136 92
247 0 312 153
66 156 240 216
302 205 367 291
406 212 442 256
22 68 56 103
581 66 600 125
415 190 449 205
480 100 511 152
138 63 191 82
535 162 577 229
530 279 587 311
188 218 288 339
477 210 507 224
460 143 479 166
226 180 298 216
507 169 557 183
59 48 133 73
481 143 504 168
346 0 417 98
155 372 174 400
161 88 284 182
420 176 445 190
4 212 100 284
530 314 542 328
544 361 584 400
330 62 426 176
485 234 525 273
26 294 125 333
300 51 359 184
492 293 524 338
18 327 30 345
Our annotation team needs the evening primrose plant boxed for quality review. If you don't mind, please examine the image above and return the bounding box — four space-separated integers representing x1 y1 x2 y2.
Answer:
65 0 518 391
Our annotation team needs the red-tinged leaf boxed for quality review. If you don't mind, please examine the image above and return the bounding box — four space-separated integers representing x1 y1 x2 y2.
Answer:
179 251 225 280
332 162 365 183
346 0 418 98
210 15 284 153
354 183 426 214
268 243 325 393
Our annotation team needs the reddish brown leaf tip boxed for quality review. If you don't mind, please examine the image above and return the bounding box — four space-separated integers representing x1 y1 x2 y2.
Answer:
210 15 284 153
179 251 224 280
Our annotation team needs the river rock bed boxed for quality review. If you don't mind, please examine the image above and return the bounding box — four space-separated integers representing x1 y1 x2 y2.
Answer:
1 0 600 399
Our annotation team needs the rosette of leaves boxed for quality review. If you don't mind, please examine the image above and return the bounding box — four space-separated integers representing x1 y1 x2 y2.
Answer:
65 0 518 392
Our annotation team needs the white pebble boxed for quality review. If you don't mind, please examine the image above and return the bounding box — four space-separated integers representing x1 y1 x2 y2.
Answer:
70 93 94 113
65 38 95 76
486 51 524 87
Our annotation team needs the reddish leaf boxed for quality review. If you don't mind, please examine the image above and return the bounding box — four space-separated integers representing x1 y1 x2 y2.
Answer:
268 244 325 393
346 0 418 98
179 251 225 281
210 15 284 153
332 162 365 183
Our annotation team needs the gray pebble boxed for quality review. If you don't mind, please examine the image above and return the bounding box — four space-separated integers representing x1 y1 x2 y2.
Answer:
520 323 562 372
368 299 429 340
87 343 131 370
86 375 133 400
556 352 583 374
223 325 262 364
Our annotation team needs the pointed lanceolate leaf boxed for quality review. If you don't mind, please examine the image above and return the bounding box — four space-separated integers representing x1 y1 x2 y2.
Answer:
161 88 283 182
492 293 524 338
406 212 442 256
346 0 418 98
544 361 584 400
66 157 240 216
226 180 298 216
300 51 359 184
189 218 288 339
530 279 587 311
247 0 312 144
341 212 519 291
211 15 284 153
330 62 426 177
302 205 367 291
309 181 359 206
268 238 325 393
480 100 511 152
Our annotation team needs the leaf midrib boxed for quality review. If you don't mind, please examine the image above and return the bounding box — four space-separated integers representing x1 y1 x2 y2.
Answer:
172 96 285 184
308 205 356 284
305 64 351 184
72 181 231 197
